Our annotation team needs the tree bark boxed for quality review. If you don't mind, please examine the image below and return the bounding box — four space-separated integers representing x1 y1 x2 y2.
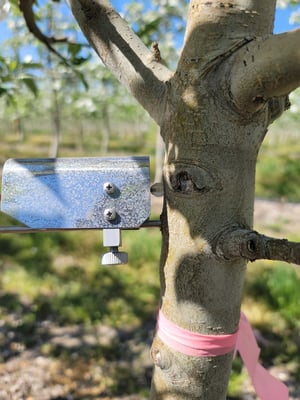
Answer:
67 0 173 124
68 1 300 399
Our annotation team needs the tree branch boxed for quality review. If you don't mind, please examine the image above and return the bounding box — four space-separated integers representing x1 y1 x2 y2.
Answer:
67 0 173 125
177 0 276 75
19 0 71 65
215 227 300 265
230 30 300 114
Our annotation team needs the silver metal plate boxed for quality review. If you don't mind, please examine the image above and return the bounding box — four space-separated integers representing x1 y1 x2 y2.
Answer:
1 156 150 229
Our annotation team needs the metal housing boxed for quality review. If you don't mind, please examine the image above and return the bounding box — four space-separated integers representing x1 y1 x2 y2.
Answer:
1 156 151 229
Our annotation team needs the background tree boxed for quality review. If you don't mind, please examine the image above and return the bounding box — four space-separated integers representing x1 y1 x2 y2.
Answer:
2 0 190 170
64 1 300 399
0 0 92 154
0 2 39 140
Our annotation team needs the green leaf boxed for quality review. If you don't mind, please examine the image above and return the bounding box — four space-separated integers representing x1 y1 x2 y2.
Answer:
71 56 90 66
21 62 43 70
0 86 8 97
18 76 38 96
8 0 19 7
1 75 13 83
68 43 82 58
137 17 163 46
8 59 18 72
138 17 163 37
74 70 89 91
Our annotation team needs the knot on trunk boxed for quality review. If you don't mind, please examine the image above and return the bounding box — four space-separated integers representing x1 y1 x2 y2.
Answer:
150 342 172 370
166 161 222 195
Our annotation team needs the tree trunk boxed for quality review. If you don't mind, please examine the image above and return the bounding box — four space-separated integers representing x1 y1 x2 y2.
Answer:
149 3 275 397
48 86 61 158
47 7 61 159
14 115 25 142
78 119 84 151
68 1 300 398
101 103 111 154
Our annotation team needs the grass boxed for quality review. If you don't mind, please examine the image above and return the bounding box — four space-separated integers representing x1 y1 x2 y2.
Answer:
0 226 161 327
245 261 300 329
228 261 300 397
0 219 161 396
256 126 300 202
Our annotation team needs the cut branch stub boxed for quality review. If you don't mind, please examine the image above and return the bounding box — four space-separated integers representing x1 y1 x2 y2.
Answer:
215 227 300 265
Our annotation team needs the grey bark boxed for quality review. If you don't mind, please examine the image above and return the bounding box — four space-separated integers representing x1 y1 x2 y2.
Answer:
68 1 300 399
67 0 172 125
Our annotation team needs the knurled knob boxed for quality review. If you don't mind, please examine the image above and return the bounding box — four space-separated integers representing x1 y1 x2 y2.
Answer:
101 251 128 265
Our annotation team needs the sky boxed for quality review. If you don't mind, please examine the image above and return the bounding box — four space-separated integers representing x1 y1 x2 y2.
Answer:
110 1 300 33
274 5 300 32
110 1 300 34
0 2 299 57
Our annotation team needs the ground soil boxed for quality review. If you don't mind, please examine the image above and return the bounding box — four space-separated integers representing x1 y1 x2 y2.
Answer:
0 199 299 400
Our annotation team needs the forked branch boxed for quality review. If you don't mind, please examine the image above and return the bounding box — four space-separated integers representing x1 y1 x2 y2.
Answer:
230 30 300 114
215 227 300 265
19 0 71 65
68 0 173 125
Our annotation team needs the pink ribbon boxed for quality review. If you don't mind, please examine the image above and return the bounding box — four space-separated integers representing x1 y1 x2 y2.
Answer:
157 310 238 357
156 310 289 400
237 313 289 400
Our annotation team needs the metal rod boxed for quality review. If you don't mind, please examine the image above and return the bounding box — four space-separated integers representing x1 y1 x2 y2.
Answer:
0 220 161 234
141 219 161 228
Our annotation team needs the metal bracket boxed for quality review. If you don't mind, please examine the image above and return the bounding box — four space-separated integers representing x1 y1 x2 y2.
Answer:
0 156 159 265
1 156 151 229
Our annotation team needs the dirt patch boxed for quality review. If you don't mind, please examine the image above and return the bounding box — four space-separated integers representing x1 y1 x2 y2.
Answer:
0 317 153 399
254 198 300 235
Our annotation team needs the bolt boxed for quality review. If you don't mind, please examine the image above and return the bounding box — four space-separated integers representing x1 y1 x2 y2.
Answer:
103 208 117 221
103 182 115 195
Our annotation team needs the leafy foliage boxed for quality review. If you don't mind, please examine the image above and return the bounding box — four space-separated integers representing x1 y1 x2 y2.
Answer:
0 56 40 101
256 103 300 202
256 151 300 201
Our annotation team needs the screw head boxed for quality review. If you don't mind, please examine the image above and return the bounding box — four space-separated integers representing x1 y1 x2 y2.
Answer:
103 182 115 195
103 208 117 221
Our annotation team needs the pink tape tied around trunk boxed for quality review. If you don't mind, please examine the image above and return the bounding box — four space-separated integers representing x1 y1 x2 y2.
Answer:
156 310 238 357
156 310 289 400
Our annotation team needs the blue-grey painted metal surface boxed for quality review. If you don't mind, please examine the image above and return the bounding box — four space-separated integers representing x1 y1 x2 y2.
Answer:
1 156 151 229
